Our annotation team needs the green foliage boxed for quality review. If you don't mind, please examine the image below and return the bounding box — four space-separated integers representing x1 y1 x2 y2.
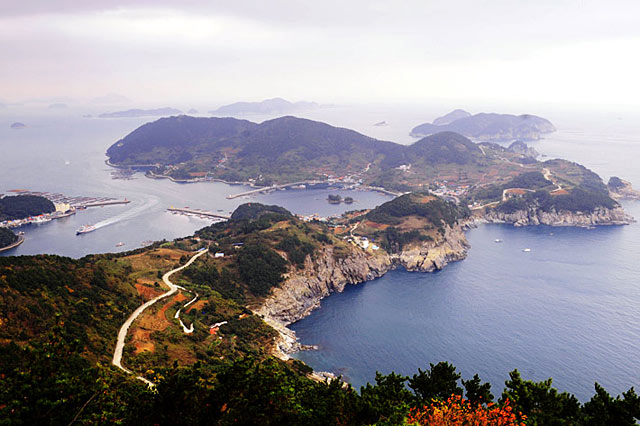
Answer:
408 361 463 404
276 234 315 267
501 369 581 425
462 373 494 406
503 171 552 190
582 383 640 426
407 131 483 165
0 195 55 221
230 203 292 221
381 227 432 253
367 193 467 228
237 243 287 296
359 372 413 425
0 228 18 247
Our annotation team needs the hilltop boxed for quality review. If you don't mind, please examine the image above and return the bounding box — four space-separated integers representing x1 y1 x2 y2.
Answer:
411 110 556 141
210 97 318 115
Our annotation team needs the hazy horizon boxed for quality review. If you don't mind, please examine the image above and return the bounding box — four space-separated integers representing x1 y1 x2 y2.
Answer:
2 1 640 109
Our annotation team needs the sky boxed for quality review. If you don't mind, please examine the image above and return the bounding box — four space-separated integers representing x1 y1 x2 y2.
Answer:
2 0 640 107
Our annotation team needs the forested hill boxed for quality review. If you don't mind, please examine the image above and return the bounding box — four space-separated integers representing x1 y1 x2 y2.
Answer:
0 195 55 220
106 115 485 183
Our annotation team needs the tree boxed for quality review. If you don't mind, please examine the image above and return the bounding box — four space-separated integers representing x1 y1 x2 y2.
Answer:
409 361 463 404
501 369 581 425
359 372 413 425
463 373 494 406
582 383 640 426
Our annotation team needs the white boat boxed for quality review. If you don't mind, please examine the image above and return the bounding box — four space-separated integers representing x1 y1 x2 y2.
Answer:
522 248 531 252
494 239 502 243
115 242 125 247
76 224 96 235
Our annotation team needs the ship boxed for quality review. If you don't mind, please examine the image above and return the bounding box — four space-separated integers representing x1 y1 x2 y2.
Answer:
76 224 96 235
115 242 125 247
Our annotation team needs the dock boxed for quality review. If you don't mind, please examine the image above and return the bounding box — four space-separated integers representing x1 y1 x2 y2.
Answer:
167 207 231 220
226 180 325 199
225 180 405 199
82 199 131 207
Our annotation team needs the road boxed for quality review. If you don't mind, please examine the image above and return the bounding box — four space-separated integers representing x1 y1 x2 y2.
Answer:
112 248 208 385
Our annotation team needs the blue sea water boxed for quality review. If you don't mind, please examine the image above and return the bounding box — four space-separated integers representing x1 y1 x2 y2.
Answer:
2 105 639 401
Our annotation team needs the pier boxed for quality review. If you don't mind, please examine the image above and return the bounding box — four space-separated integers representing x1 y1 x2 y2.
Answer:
226 180 325 199
167 207 231 220
225 181 404 199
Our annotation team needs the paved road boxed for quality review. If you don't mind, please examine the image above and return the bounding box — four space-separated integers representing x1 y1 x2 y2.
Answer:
112 248 208 385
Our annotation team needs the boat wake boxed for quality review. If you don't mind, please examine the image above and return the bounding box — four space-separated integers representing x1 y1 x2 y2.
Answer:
93 198 158 231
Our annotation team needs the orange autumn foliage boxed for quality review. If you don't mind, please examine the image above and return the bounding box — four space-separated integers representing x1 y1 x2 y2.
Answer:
407 394 526 426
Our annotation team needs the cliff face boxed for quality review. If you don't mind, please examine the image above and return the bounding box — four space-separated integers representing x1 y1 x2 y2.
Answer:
482 206 633 227
255 224 470 356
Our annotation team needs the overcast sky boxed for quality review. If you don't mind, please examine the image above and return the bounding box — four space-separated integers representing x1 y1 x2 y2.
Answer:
2 0 640 107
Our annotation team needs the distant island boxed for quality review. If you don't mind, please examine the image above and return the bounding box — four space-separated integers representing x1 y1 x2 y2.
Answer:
373 121 388 127
411 110 556 142
209 97 319 115
48 103 68 109
99 107 183 118
10 122 26 129
106 115 629 227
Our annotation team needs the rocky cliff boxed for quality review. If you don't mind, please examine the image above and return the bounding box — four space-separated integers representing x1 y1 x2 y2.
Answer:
255 224 470 356
608 177 640 201
482 206 633 227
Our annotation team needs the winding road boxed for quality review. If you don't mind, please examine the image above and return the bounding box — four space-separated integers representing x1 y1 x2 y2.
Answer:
112 248 208 385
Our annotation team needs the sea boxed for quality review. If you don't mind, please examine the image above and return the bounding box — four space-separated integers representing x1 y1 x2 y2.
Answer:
1 103 639 401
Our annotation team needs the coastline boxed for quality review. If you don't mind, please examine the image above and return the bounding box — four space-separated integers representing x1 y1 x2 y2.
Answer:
0 234 25 253
254 222 471 359
256 206 631 364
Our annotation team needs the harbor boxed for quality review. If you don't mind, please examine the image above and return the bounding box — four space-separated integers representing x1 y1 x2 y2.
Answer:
0 189 131 230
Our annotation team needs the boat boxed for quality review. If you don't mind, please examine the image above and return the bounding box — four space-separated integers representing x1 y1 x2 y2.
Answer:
76 224 96 235
115 242 125 247
494 239 502 243
522 248 531 252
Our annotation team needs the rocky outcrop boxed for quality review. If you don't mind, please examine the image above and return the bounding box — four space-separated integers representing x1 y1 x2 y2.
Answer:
255 224 470 357
608 177 640 200
482 206 633 227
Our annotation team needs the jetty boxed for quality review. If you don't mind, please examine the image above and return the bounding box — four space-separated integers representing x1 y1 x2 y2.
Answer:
226 181 404 200
167 207 231 220
0 234 25 253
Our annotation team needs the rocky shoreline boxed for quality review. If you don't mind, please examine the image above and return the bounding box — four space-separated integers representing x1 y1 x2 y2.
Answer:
256 206 634 360
254 223 471 358
481 206 633 227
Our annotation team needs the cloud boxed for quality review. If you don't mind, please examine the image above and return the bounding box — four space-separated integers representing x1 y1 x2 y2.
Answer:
1 1 639 106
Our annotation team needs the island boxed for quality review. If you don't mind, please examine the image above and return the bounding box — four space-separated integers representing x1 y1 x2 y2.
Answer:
106 115 630 227
10 122 26 129
2 201 638 425
48 103 68 109
410 110 556 141
99 107 183 118
608 176 640 200
209 97 319 115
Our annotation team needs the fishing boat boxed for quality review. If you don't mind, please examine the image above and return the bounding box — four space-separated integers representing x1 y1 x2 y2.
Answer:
115 242 125 247
522 248 531 252
494 238 502 243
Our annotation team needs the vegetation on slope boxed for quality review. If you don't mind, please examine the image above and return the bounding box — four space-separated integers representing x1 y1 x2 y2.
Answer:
0 227 18 248
0 195 55 221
